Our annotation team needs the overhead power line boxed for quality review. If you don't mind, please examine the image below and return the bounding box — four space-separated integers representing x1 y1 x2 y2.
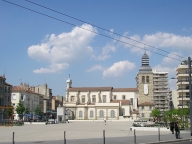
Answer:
25 0 185 60
2 0 181 61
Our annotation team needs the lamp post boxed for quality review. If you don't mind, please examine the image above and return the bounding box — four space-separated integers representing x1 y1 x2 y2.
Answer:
171 77 184 128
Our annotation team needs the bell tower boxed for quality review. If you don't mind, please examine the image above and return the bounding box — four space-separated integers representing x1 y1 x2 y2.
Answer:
136 52 153 105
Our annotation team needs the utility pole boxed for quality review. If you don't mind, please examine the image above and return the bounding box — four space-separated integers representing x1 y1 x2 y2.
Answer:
188 57 192 136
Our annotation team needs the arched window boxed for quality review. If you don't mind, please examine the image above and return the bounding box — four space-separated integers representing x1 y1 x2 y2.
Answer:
99 110 104 118
142 76 145 83
90 110 94 118
79 110 83 118
111 110 115 118
146 76 149 83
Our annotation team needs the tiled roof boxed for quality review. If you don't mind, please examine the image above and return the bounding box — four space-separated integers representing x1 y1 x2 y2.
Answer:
138 102 154 106
110 100 130 105
5 82 12 86
68 87 138 92
112 88 138 92
68 87 113 91
12 86 44 96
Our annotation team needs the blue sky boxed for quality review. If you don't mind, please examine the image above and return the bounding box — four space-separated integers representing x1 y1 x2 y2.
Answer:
1 0 192 96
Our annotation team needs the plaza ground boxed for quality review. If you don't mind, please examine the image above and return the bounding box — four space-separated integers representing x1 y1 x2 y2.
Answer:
0 121 192 144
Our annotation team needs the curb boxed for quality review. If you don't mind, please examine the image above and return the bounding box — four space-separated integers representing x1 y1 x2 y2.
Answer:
142 138 192 144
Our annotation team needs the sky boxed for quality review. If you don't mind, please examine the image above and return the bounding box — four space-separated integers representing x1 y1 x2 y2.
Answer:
1 0 192 96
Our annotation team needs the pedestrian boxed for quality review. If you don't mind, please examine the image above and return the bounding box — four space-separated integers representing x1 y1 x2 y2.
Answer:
170 121 175 134
175 120 181 139
104 118 106 125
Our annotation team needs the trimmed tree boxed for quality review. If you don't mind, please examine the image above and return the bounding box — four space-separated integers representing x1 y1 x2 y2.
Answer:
34 106 42 118
15 101 25 120
151 108 160 122
5 106 13 119
24 107 30 115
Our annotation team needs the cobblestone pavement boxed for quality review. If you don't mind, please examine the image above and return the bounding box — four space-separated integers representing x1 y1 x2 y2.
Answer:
0 121 191 144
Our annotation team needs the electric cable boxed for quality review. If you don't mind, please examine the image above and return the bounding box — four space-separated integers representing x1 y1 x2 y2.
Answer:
24 0 185 59
2 0 182 61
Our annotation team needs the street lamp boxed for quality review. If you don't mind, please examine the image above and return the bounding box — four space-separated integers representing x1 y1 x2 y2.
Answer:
171 77 184 128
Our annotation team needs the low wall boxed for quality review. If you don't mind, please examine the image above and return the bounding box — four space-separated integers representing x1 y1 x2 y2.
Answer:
24 122 46 125
130 127 170 131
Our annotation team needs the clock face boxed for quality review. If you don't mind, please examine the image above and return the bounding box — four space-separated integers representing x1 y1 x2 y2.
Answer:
144 84 148 95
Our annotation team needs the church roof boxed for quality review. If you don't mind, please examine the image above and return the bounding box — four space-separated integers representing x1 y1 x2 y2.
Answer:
112 88 137 92
138 102 154 106
110 100 130 105
68 87 137 92
68 87 113 91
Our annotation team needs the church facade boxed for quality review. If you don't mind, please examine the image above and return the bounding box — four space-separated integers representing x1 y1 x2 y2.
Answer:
65 53 168 120
65 78 139 120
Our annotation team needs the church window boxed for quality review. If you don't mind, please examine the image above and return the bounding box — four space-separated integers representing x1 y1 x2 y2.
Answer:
103 95 106 103
142 76 145 83
111 110 115 118
99 110 104 118
146 76 149 83
81 96 85 103
121 108 125 116
92 95 96 103
90 110 94 118
79 110 83 118
70 96 74 101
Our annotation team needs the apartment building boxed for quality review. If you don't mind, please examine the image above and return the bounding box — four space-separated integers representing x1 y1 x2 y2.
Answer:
29 84 52 115
12 83 43 120
4 82 12 106
176 62 192 108
153 70 169 115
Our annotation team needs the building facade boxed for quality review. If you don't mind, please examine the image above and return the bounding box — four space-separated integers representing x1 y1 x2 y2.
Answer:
29 84 52 116
153 70 169 115
175 62 192 108
136 53 169 118
65 78 139 120
12 83 43 120
136 53 154 118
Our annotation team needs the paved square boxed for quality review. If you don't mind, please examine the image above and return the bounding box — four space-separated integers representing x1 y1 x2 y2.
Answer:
0 121 191 144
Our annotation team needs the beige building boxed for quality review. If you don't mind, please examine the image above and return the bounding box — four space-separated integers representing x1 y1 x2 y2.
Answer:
0 75 12 121
65 78 139 120
12 83 43 120
153 70 169 115
29 84 52 116
175 62 192 108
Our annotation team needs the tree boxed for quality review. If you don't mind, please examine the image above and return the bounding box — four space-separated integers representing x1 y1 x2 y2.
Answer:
5 106 13 119
15 101 25 120
24 107 30 114
151 108 160 122
34 106 42 116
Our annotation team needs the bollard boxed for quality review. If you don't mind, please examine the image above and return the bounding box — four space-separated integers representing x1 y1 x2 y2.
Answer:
103 130 105 144
64 131 66 144
158 127 160 141
134 129 136 144
13 132 15 144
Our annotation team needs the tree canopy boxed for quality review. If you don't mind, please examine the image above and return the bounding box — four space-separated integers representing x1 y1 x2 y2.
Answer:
15 101 25 119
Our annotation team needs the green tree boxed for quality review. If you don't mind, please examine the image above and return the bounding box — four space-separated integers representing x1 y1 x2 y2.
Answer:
24 107 30 114
5 106 13 119
151 108 160 121
34 106 42 116
15 101 25 120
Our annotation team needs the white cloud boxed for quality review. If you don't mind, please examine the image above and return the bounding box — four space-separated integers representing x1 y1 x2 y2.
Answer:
33 63 69 74
86 65 105 72
119 32 192 55
103 60 135 78
28 24 97 73
94 44 116 61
